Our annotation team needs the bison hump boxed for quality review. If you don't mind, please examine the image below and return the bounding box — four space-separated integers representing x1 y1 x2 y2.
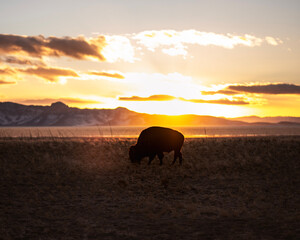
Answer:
137 126 184 145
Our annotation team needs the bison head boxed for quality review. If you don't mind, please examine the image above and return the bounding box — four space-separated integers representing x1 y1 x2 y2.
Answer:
129 145 141 163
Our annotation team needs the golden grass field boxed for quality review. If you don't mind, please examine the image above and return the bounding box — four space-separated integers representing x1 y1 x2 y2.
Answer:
1 136 299 239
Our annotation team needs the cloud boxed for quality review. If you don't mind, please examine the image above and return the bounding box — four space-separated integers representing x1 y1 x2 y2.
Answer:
0 56 46 66
0 34 106 61
227 83 300 94
265 36 280 46
201 83 300 96
87 71 125 79
0 67 17 76
101 35 136 63
19 66 79 82
0 31 281 63
201 90 239 95
162 47 187 57
0 66 19 83
19 98 101 105
119 95 177 101
46 36 105 60
0 80 15 85
134 30 281 56
0 34 43 55
182 98 249 105
119 94 249 105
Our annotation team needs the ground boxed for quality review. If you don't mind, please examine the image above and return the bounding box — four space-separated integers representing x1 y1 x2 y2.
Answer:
0 136 299 239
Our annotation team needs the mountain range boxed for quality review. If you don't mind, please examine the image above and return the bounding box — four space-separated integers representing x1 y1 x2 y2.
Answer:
0 101 300 126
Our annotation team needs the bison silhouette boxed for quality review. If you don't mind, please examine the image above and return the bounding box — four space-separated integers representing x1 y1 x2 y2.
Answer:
129 126 184 165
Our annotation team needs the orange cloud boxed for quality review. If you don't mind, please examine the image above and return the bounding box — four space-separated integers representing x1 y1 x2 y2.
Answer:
119 95 177 101
201 90 239 95
0 67 17 76
19 66 79 82
87 71 125 79
182 98 249 105
0 66 18 83
119 94 249 105
0 80 15 85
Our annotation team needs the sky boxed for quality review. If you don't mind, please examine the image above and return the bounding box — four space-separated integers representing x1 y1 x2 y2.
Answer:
0 0 300 117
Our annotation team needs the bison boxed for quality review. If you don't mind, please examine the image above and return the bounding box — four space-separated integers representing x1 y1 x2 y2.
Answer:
129 126 184 165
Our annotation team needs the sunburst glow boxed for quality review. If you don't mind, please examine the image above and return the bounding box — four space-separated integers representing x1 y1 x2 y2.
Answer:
0 0 299 118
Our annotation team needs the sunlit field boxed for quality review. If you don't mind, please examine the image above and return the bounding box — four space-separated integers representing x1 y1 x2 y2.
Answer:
1 136 299 239
1 125 300 138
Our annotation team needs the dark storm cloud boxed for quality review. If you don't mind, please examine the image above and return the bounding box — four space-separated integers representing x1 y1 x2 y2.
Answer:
88 71 125 79
0 34 106 61
19 66 79 82
227 83 300 94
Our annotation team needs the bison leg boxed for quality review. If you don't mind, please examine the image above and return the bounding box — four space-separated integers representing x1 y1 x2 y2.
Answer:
148 153 156 165
157 152 164 165
172 151 182 165
178 152 183 165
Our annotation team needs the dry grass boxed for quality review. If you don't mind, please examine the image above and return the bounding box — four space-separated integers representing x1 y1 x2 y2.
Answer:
0 136 299 239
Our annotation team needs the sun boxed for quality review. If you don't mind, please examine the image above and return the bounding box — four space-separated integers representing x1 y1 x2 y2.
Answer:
118 99 251 117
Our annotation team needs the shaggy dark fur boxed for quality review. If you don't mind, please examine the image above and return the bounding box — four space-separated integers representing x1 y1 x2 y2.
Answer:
129 126 184 165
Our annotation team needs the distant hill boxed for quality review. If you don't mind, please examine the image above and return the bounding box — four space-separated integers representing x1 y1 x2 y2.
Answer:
232 116 300 124
1 101 300 126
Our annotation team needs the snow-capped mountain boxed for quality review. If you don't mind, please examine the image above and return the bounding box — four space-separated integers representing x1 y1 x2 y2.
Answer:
0 102 144 126
1 101 299 126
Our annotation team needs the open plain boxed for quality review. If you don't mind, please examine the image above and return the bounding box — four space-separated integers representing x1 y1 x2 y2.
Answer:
1 136 299 239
